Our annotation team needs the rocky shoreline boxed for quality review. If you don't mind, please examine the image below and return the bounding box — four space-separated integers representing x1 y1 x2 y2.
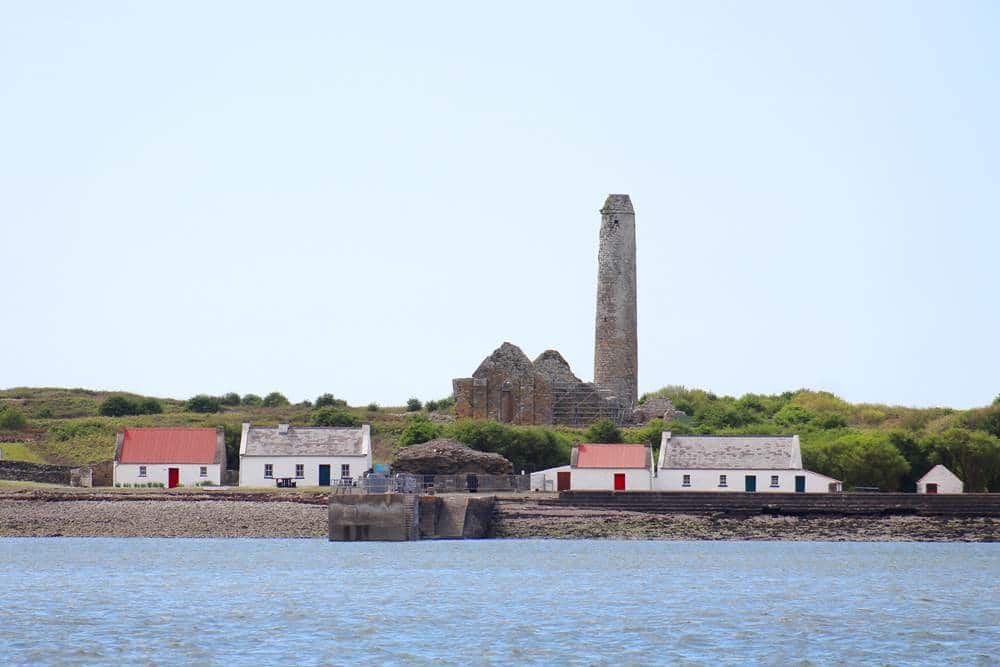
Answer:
1 490 997 540
492 499 1000 542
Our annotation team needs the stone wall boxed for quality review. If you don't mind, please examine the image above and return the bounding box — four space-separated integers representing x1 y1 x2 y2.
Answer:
0 461 73 485
453 342 554 425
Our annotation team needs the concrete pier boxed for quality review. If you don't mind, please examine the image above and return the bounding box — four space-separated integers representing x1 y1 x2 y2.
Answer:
328 493 494 541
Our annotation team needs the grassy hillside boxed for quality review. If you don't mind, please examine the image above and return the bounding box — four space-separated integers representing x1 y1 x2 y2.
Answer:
1 386 998 491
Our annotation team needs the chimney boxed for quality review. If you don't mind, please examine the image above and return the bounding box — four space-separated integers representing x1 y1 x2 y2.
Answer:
278 423 289 435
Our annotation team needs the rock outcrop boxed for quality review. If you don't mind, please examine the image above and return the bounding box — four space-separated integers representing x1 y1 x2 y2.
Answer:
392 438 513 475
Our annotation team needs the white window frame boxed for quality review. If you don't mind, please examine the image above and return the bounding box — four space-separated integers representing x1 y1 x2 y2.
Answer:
719 474 728 488
770 475 779 488
295 464 304 479
341 464 350 479
682 474 691 487
138 466 147 477
264 463 273 479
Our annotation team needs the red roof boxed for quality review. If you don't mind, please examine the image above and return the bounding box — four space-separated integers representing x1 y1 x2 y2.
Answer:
118 428 218 464
575 444 649 469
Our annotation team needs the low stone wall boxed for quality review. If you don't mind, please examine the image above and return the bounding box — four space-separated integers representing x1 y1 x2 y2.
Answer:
0 461 73 485
552 491 1000 517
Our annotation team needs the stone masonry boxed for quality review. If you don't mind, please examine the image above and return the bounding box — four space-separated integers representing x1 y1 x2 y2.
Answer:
594 194 638 408
452 194 644 426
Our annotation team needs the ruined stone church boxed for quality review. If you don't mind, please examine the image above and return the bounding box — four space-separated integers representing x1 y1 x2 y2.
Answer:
453 195 676 427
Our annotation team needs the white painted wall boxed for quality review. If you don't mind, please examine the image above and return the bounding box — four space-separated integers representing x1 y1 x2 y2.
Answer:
114 463 222 486
238 455 372 487
567 467 652 491
916 468 964 494
530 465 571 491
654 469 841 493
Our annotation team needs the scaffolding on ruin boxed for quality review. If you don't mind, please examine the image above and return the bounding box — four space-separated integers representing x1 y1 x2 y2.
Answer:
549 380 633 427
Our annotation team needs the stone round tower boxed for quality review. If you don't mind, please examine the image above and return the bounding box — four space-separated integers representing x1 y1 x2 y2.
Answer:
593 194 638 408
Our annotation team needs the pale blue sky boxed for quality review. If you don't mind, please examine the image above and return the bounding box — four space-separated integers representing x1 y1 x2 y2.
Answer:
2 2 998 408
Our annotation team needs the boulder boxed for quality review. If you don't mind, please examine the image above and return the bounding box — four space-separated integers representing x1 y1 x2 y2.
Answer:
392 438 513 475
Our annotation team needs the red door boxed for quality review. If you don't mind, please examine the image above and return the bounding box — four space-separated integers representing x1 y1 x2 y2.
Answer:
557 471 571 492
926 483 938 494
168 468 180 488
614 473 626 491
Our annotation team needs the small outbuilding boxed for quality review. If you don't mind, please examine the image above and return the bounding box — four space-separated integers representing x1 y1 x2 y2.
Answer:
114 427 226 488
238 423 372 487
562 443 654 491
654 432 841 493
530 465 572 492
916 464 963 494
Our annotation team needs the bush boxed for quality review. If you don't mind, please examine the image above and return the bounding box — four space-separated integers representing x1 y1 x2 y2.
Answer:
220 392 241 406
99 395 138 417
315 393 347 409
398 414 441 447
774 404 816 427
425 400 439 412
262 392 290 408
311 408 360 427
802 431 909 491
241 393 263 406
406 397 422 412
585 419 622 444
814 413 847 430
187 394 222 413
443 419 573 472
0 405 28 430
367 403 380 413
99 395 162 417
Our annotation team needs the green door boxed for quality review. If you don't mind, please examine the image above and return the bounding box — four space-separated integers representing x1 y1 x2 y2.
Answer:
319 465 331 486
745 475 756 492
795 475 806 493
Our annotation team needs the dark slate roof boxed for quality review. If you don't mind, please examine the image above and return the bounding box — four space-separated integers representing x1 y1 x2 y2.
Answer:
661 435 802 470
243 425 367 457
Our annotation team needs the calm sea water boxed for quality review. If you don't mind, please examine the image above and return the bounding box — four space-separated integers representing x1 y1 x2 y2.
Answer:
0 538 996 665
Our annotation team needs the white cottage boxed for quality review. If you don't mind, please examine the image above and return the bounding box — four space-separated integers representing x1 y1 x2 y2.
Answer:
238 423 372 487
114 427 226 488
558 443 653 491
654 432 841 493
530 465 571 492
916 464 963 494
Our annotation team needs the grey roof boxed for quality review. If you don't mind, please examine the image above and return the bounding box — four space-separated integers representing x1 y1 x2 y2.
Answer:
243 426 366 457
662 435 802 470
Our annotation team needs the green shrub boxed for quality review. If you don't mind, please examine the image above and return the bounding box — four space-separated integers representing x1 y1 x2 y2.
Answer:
585 419 622 444
406 397 422 412
262 392 290 408
311 408 360 427
814 413 848 430
802 431 909 491
0 405 28 430
99 395 138 417
398 414 441 447
315 393 347 408
443 419 572 472
241 394 263 407
220 392 241 406
774 404 816 427
139 398 162 415
367 403 380 413
187 395 222 413
425 400 439 412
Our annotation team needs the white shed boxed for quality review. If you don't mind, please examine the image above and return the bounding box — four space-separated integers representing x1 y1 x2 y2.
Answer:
530 465 571 492
654 432 841 493
238 423 372 487
916 464 963 494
